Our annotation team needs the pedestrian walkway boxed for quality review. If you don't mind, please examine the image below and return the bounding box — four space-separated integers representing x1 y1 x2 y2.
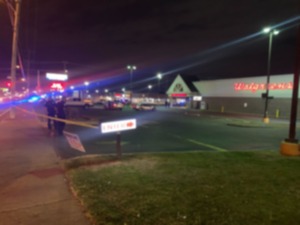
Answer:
0 105 90 225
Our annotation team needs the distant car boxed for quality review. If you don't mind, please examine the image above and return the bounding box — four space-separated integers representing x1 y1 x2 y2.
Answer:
65 98 93 108
92 101 106 109
105 101 124 110
134 103 156 111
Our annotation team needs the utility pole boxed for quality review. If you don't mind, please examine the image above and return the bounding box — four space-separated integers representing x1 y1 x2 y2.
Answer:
62 61 68 74
36 70 41 93
9 0 22 119
286 25 300 143
280 25 300 156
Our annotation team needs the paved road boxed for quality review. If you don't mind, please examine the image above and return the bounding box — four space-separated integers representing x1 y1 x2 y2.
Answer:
47 106 293 159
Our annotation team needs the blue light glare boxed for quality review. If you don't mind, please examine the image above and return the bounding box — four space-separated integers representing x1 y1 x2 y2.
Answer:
164 15 300 75
52 15 300 93
28 96 40 103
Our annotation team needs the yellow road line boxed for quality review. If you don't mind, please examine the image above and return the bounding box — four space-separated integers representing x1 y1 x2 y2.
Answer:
0 108 11 117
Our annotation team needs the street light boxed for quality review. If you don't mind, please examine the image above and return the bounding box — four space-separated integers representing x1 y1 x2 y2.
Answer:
127 65 136 90
157 73 162 93
262 27 279 124
84 81 89 99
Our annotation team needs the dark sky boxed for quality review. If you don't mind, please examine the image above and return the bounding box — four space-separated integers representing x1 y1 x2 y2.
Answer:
0 0 299 90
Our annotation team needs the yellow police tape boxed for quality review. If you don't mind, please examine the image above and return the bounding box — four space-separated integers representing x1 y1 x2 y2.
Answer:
14 106 99 129
0 108 11 117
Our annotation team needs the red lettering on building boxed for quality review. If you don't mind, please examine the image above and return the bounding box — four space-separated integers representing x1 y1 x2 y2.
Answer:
234 82 293 93
171 93 187 97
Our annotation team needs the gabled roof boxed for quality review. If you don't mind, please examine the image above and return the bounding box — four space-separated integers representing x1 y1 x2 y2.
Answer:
180 75 198 92
166 74 199 95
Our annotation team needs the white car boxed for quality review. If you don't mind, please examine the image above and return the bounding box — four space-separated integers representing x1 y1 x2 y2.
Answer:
65 98 93 108
134 103 156 111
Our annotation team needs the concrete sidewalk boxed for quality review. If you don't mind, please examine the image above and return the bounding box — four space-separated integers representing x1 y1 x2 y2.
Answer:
0 106 90 225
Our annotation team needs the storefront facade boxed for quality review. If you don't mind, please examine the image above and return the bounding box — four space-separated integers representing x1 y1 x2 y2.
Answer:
166 75 201 108
168 73 298 118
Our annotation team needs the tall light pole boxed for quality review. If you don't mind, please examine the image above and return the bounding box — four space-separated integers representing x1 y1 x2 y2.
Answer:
148 84 152 95
157 73 162 93
262 27 279 124
8 0 22 119
127 65 136 91
84 81 89 98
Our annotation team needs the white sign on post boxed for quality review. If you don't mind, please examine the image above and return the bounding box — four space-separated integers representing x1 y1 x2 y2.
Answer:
101 119 137 133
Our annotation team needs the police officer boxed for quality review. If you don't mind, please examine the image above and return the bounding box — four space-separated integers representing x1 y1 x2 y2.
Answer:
44 96 56 133
55 97 66 135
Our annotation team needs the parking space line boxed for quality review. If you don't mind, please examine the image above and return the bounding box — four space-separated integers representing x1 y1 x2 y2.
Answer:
186 139 227 152
169 133 227 152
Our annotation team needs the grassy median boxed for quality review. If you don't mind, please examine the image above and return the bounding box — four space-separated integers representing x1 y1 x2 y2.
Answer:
67 151 300 225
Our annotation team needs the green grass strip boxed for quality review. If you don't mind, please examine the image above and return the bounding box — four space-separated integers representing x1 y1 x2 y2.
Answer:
68 151 300 225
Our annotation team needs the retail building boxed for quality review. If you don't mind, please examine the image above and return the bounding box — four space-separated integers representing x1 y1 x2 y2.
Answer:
167 73 297 119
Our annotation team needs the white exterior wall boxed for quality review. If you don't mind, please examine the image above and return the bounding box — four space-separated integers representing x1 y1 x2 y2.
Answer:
166 75 193 96
193 74 296 98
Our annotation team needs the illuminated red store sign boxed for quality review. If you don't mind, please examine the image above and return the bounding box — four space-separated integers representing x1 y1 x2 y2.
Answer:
234 82 293 93
171 93 187 97
50 82 64 91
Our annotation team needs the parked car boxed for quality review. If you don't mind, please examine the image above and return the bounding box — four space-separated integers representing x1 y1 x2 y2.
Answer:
92 101 106 109
133 103 156 111
105 101 124 110
65 98 93 108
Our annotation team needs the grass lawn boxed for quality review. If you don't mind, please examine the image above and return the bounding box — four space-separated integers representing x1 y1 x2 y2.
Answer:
66 151 300 225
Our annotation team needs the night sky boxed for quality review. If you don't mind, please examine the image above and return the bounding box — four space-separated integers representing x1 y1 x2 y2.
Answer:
0 0 299 91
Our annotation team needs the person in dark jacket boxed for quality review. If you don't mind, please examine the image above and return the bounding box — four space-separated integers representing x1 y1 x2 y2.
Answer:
55 97 66 135
44 97 56 132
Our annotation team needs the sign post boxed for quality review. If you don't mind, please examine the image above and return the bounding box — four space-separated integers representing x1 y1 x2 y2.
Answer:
116 132 121 158
100 119 137 158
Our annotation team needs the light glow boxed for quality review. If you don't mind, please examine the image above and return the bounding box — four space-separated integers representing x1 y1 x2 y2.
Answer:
46 73 68 81
263 27 280 35
263 27 271 33
127 65 136 70
193 96 202 101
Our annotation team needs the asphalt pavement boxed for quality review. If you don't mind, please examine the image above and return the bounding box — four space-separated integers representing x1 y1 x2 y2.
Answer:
0 105 90 225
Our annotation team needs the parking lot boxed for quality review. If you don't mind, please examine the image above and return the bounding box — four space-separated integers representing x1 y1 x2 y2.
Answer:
49 106 293 159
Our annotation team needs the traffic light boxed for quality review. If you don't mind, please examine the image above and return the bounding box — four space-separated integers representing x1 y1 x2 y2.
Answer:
6 81 12 87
